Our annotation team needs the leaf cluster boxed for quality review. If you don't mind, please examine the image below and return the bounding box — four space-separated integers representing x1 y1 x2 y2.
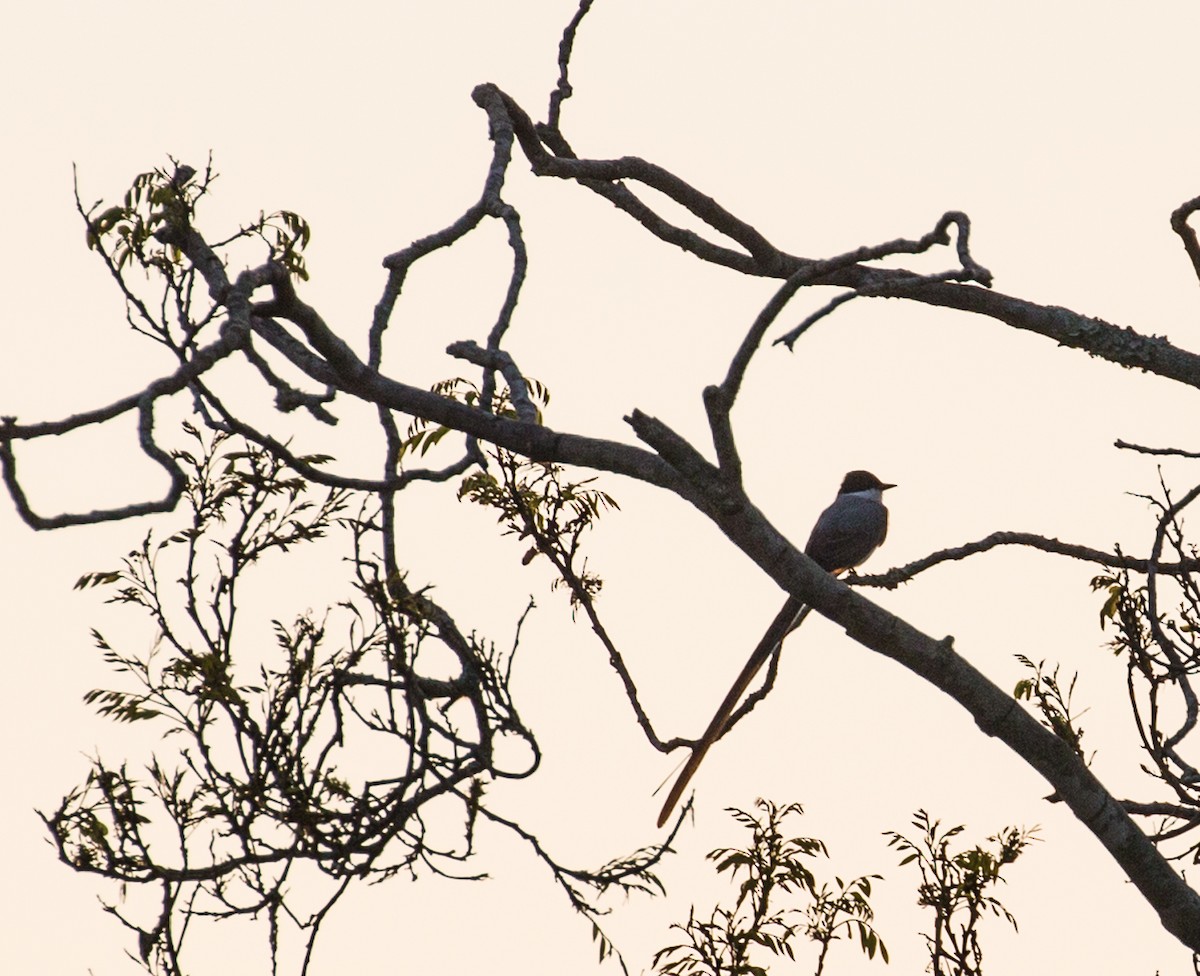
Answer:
654 800 887 976
85 161 201 274
1012 655 1088 761
884 810 1036 976
447 377 618 611
1086 477 1200 862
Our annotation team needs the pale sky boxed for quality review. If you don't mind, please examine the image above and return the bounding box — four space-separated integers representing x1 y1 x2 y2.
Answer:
4 2 1200 973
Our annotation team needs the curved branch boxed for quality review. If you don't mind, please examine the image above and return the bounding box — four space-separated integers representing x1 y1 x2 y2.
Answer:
476 84 781 270
1 397 187 529
854 531 1200 589
704 212 992 479
772 213 992 349
0 317 246 445
1170 194 1200 288
199 383 476 492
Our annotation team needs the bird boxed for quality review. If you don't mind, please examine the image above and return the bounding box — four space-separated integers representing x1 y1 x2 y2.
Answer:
656 469 894 828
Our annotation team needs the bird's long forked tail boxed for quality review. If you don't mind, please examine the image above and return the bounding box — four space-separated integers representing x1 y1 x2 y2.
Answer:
656 595 812 828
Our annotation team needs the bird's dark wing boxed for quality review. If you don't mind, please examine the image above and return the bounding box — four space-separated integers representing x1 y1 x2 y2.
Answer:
804 496 888 573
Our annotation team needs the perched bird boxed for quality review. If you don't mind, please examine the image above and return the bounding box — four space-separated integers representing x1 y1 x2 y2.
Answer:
656 470 894 828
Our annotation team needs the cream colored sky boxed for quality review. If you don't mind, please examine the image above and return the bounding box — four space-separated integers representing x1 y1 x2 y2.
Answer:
4 1 1200 972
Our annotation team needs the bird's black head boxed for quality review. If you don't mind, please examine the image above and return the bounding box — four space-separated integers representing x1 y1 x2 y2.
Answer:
839 470 896 494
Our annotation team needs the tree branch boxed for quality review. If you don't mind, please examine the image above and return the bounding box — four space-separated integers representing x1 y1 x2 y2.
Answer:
854 531 1200 589
1170 194 1200 288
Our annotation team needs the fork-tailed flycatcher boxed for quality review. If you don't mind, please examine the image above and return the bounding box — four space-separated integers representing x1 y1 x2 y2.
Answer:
656 470 894 828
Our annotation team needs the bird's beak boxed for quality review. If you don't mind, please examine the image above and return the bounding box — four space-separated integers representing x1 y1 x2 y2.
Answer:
881 483 897 491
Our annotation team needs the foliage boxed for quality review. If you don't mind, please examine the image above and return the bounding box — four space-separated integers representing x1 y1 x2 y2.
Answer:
43 425 655 975
1088 476 1200 863
884 810 1036 976
83 160 311 352
653 800 886 976
1012 656 1088 762
458 430 618 614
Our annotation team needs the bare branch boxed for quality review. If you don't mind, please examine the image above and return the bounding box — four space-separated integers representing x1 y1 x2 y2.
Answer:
1170 194 1200 288
1122 800 1200 821
1116 438 1200 459
476 84 783 270
703 211 993 480
854 531 1200 589
446 341 538 422
546 0 597 132
772 212 993 349
1 397 187 529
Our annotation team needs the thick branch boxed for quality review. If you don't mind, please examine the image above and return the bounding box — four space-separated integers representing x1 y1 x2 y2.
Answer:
476 84 783 271
265 273 692 496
